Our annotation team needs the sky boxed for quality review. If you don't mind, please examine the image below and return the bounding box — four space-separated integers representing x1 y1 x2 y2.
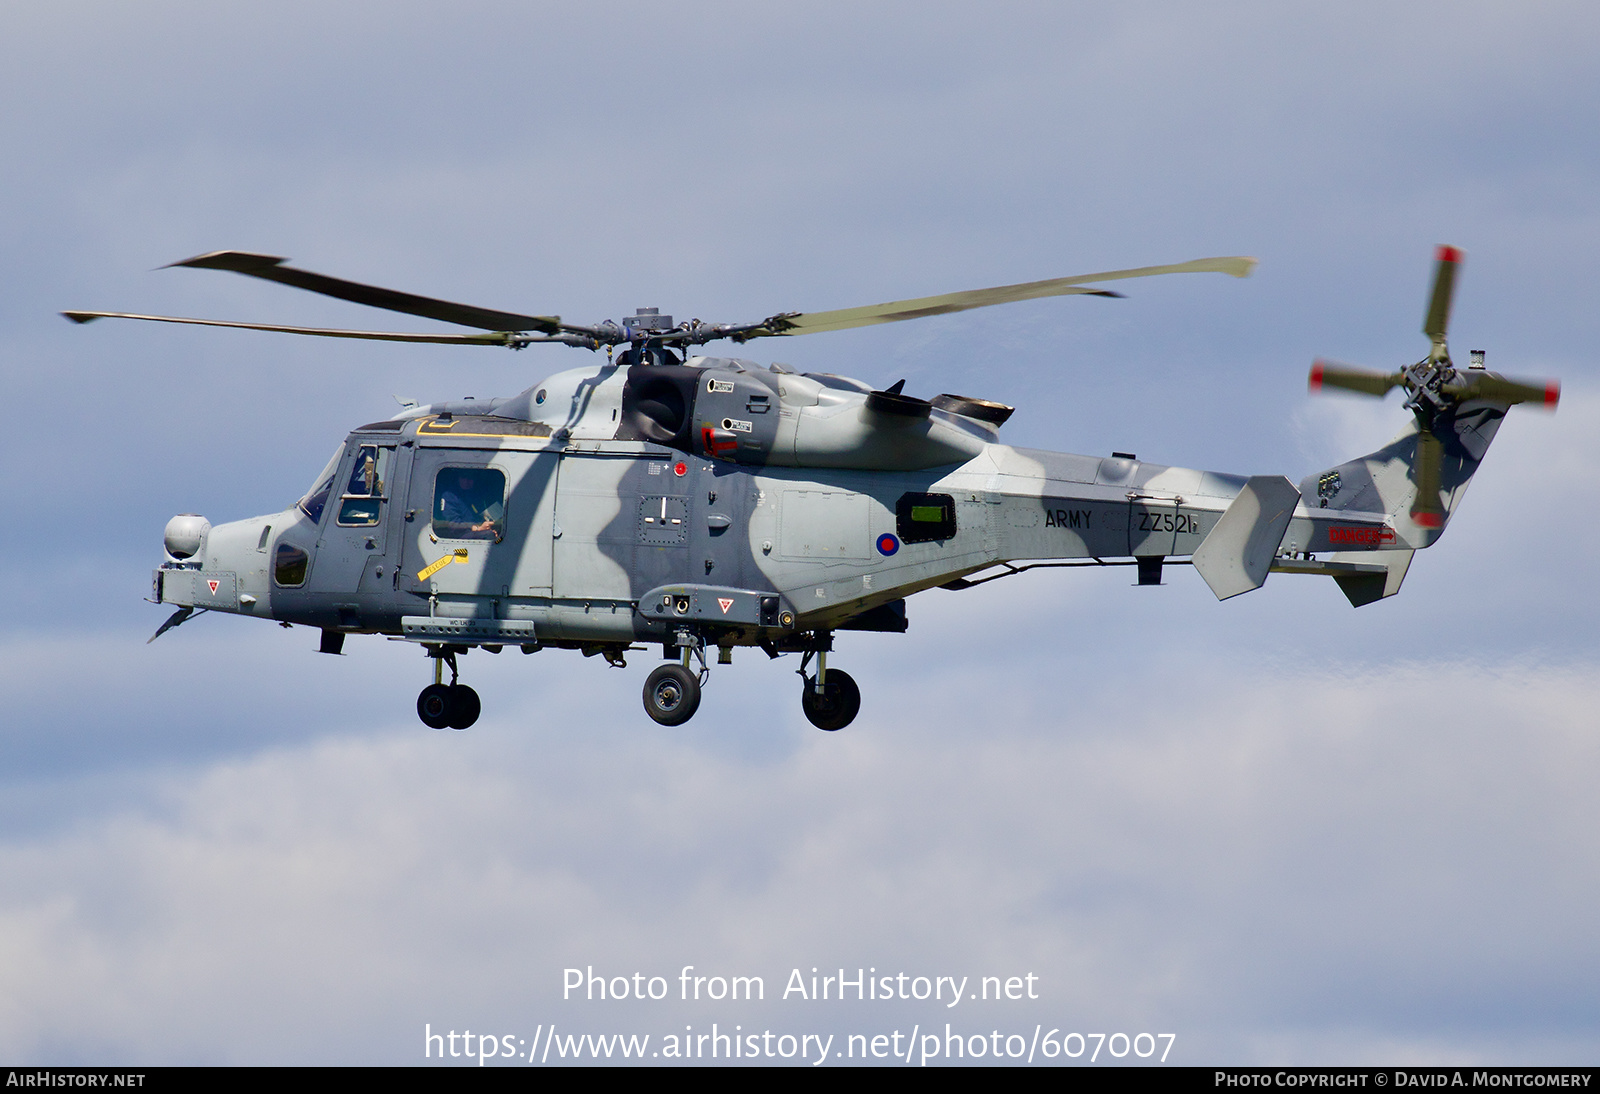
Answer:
1 0 1598 1066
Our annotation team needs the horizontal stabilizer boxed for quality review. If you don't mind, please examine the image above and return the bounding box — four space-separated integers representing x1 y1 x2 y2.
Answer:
1191 475 1301 600
1269 549 1414 607
1331 548 1414 607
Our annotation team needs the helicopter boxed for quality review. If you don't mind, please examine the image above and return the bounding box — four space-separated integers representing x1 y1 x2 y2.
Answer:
66 245 1558 731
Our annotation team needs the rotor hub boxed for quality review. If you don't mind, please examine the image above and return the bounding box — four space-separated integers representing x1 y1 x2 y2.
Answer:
623 307 674 333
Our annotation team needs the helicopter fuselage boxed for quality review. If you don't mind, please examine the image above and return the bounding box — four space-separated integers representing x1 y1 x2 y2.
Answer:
153 356 1432 663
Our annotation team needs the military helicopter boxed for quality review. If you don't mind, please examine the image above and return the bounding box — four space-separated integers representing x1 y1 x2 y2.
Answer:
66 246 1558 731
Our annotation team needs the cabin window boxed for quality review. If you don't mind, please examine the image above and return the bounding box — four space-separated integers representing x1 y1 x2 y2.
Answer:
433 467 506 541
895 492 957 543
274 542 309 587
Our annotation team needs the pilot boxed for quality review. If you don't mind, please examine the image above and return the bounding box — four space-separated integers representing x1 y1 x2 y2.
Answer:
436 470 504 539
349 449 382 496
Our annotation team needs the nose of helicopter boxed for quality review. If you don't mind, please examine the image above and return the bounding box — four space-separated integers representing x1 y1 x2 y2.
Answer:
154 511 281 618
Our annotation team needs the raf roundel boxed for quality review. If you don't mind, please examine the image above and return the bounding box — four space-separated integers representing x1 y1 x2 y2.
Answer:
673 462 687 477
876 533 900 557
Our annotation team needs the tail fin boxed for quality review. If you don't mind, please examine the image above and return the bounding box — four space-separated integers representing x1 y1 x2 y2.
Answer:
1299 401 1509 549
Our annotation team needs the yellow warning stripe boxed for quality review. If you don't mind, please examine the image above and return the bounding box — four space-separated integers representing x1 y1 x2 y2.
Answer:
417 415 552 440
417 548 469 581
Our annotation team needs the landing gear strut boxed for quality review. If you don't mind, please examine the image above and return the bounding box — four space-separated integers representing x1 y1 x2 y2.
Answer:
798 642 860 731
417 647 479 730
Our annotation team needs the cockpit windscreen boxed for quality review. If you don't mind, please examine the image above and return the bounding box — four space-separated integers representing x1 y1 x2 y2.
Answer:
297 447 344 524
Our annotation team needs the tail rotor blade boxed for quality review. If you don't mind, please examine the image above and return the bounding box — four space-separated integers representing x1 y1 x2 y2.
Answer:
1410 429 1446 528
1423 245 1463 352
1309 358 1403 397
1449 372 1561 409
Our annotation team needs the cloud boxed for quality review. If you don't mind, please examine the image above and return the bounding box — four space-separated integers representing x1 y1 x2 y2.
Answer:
2 0 1599 1066
1 648 1598 1063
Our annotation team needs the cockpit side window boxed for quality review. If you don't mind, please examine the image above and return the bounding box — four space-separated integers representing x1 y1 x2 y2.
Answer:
274 542 309 587
337 445 392 526
433 467 506 541
346 445 387 496
297 447 344 525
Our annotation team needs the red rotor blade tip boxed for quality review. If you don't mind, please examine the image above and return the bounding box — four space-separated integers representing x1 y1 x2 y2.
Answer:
1545 381 1561 407
1309 360 1324 391
1435 245 1464 264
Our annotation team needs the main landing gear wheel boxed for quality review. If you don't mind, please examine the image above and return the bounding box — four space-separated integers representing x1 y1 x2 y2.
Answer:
802 668 860 731
418 684 453 730
417 683 480 730
643 664 701 726
445 684 480 730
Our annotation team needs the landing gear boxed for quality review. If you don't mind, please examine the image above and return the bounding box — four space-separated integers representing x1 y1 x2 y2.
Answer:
629 628 862 730
417 682 480 730
798 642 860 731
643 664 701 726
418 683 454 729
641 630 709 726
801 669 860 731
445 684 480 729
417 647 479 730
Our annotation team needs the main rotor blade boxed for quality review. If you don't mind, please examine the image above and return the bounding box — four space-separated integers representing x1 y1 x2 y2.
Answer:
62 310 524 346
169 251 563 334
1423 245 1463 350
1411 429 1446 529
1308 358 1403 397
743 256 1258 338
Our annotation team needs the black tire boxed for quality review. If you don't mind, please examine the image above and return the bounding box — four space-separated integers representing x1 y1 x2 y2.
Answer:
802 668 861 731
446 684 480 730
417 683 453 730
643 664 701 726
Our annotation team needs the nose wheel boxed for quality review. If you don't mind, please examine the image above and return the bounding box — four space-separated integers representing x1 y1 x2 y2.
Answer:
417 683 480 730
417 648 480 730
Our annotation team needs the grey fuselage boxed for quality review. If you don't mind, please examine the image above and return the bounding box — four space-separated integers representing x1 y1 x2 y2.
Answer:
154 355 1491 649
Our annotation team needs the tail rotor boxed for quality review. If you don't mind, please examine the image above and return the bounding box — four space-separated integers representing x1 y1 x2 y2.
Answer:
1307 246 1559 527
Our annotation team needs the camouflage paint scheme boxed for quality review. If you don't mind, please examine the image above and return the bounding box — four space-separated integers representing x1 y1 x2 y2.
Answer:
95 246 1553 726
155 351 1512 656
